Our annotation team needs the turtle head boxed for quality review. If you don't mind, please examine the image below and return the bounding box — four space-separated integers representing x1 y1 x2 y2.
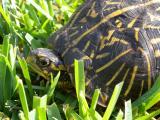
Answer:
27 48 65 79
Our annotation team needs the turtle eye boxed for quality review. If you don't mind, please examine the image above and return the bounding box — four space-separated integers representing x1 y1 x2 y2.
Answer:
37 57 50 67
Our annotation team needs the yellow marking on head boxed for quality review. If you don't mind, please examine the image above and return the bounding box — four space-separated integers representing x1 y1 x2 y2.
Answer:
150 38 160 44
96 49 132 73
90 9 98 18
106 63 126 86
127 17 138 28
63 0 159 56
124 65 138 96
134 28 140 42
69 31 79 38
139 80 144 97
43 70 48 75
79 17 87 23
82 41 91 52
154 50 160 57
58 65 66 70
116 19 123 28
51 64 59 71
96 53 110 59
138 47 151 89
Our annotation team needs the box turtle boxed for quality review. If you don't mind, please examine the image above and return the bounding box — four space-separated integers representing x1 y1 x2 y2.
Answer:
27 0 160 106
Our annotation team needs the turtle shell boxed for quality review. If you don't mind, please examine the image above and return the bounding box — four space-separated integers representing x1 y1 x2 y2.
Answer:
48 0 160 105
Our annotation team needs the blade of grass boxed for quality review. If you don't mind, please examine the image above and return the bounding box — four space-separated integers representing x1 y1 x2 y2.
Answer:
27 0 52 20
33 95 47 109
25 4 40 26
124 100 132 120
17 76 29 120
116 109 123 120
88 109 102 120
102 82 124 120
0 4 11 26
135 109 160 120
0 35 10 110
17 56 33 98
132 76 160 111
74 60 85 99
29 109 36 120
64 105 83 120
23 14 34 30
37 107 47 120
46 0 54 16
33 95 47 120
90 89 100 110
74 60 89 117
47 72 60 103
47 103 62 120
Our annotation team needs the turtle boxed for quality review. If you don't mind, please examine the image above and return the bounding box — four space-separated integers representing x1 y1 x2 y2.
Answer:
27 0 160 106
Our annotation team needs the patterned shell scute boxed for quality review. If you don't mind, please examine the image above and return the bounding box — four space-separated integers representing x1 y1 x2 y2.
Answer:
49 0 160 105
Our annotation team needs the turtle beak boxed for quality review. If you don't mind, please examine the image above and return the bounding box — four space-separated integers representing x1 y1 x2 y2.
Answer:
26 56 49 80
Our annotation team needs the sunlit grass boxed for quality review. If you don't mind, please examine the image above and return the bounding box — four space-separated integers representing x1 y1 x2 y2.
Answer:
0 0 160 119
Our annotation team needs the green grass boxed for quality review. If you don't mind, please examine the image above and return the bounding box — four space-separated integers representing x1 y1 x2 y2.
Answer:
0 0 160 119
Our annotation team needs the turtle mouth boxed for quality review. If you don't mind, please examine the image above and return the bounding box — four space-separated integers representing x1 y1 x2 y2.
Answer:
26 56 49 80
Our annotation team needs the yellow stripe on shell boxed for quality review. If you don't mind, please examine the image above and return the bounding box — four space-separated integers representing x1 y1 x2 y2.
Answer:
139 80 144 97
143 25 160 29
147 12 160 21
127 17 138 28
79 17 88 23
105 37 129 46
69 1 89 28
138 47 151 89
96 49 132 73
124 65 138 96
154 50 160 57
62 0 159 56
134 28 140 42
96 53 110 59
122 68 130 82
69 31 79 38
105 1 122 5
90 50 95 58
115 19 123 28
106 63 126 86
90 9 98 18
87 1 96 16
99 30 115 50
150 38 160 44
82 41 91 52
